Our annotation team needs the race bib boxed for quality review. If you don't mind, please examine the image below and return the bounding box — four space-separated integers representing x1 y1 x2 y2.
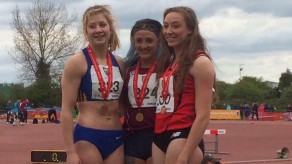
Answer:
91 65 123 100
128 71 157 108
156 76 175 113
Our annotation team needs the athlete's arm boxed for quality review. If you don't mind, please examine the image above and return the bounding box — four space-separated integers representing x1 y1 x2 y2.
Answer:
178 55 215 162
61 51 86 163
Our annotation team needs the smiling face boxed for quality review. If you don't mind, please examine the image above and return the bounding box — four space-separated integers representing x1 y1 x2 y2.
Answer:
163 12 191 49
133 30 159 62
85 13 111 47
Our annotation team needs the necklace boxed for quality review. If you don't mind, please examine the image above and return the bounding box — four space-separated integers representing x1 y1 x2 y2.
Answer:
160 57 178 114
133 59 156 121
87 45 113 100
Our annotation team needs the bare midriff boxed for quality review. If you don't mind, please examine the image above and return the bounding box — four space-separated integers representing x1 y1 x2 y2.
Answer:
76 100 122 130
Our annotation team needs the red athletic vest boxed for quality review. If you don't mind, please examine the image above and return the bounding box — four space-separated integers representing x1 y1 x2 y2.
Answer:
155 50 209 133
155 74 196 133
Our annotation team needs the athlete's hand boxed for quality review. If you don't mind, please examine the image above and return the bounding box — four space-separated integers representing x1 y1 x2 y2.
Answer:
175 156 188 164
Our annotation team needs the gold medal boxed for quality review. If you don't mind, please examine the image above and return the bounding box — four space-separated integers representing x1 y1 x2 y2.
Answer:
136 112 144 122
161 105 167 114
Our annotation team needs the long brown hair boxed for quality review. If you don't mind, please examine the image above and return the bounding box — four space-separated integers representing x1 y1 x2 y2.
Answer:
157 6 212 94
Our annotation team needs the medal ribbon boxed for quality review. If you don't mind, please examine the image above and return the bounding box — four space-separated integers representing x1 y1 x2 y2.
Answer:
87 45 113 100
161 62 179 102
133 59 157 107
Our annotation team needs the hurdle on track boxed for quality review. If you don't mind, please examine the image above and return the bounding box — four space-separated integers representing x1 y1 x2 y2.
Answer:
204 129 227 154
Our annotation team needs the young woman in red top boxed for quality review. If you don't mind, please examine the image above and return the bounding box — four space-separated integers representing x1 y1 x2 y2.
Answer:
152 6 215 164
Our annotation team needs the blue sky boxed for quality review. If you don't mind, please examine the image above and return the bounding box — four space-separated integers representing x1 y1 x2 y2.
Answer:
0 0 291 84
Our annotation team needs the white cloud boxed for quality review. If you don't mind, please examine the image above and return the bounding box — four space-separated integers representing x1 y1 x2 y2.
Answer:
0 29 17 82
201 7 292 54
0 0 291 84
0 62 19 83
215 51 292 83
116 29 131 58
197 7 292 83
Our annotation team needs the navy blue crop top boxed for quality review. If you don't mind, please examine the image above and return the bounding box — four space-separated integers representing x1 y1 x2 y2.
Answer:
77 48 124 101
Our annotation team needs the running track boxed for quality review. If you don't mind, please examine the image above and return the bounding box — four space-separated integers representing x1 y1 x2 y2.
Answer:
0 119 291 164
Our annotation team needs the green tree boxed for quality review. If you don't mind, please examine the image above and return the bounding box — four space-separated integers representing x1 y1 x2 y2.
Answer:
226 76 272 104
275 86 292 111
0 83 21 109
10 83 26 100
0 94 6 112
268 87 281 99
216 80 232 101
10 0 81 83
9 0 81 107
278 69 292 90
214 80 232 108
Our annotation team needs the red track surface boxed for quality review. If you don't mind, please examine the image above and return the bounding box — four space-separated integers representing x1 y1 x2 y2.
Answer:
0 119 291 164
205 120 292 164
